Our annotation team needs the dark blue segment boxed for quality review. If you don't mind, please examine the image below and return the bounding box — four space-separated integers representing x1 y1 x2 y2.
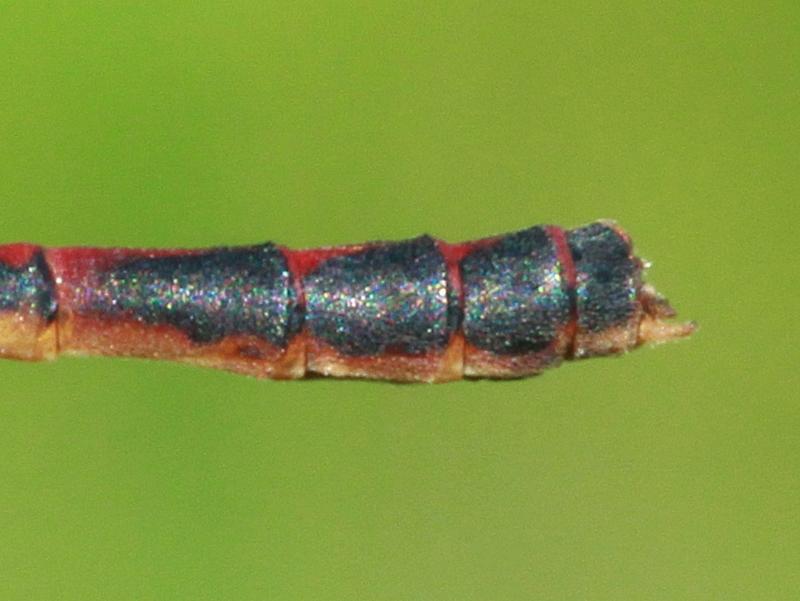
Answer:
567 222 638 332
460 226 570 355
87 244 297 347
0 250 57 322
303 236 452 356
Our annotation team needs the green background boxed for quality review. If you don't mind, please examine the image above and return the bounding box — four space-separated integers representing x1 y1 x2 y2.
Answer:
0 3 797 599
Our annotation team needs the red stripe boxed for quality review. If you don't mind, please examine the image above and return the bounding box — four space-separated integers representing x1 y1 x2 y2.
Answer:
0 244 42 268
288 245 365 279
547 226 578 358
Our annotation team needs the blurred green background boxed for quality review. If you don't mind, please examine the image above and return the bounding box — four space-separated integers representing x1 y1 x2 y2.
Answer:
0 2 797 600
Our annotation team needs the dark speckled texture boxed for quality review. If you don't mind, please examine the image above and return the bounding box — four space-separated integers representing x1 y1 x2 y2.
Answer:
0 250 57 322
86 245 296 346
303 236 452 356
460 226 571 354
567 223 639 332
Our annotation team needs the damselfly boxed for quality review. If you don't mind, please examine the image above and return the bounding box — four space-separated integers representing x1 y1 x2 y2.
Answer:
0 221 694 382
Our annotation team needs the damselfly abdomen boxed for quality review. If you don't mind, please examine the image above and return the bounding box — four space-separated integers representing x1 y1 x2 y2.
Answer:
0 221 694 382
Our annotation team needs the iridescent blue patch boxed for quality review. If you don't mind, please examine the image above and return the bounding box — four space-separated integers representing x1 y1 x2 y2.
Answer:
303 236 452 356
567 223 638 332
461 226 570 354
87 244 296 347
0 250 57 322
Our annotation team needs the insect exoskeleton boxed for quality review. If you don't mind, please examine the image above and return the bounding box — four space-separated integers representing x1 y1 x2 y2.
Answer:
0 221 694 382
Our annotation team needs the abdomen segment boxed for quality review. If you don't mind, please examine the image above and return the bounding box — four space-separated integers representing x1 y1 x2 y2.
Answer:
0 221 695 382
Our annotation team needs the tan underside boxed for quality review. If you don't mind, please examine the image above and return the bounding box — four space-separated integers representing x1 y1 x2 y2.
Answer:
305 334 464 382
0 312 57 360
1 280 694 382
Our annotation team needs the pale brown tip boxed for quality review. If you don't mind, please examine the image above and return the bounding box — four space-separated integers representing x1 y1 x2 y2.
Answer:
636 284 696 346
